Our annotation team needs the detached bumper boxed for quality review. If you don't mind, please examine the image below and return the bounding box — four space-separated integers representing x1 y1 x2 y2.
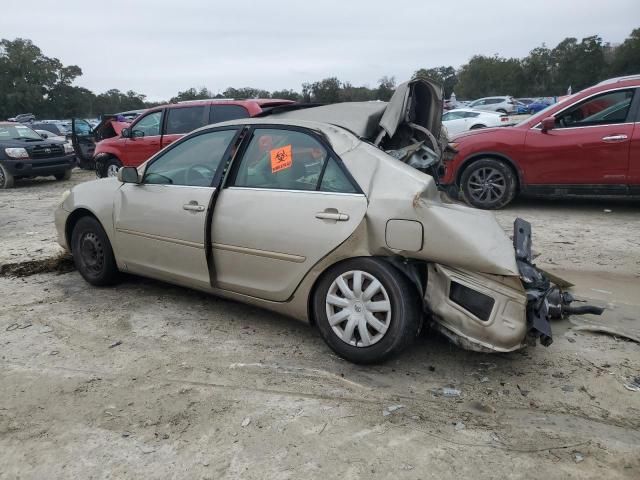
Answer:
2 154 75 176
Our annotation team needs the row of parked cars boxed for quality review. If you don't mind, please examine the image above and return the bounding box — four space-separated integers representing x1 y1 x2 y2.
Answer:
445 96 555 115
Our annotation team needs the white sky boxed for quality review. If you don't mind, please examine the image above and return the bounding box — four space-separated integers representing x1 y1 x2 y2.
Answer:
1 0 638 101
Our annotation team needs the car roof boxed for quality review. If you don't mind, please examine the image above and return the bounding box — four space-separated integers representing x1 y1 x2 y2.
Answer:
159 98 295 109
0 121 21 126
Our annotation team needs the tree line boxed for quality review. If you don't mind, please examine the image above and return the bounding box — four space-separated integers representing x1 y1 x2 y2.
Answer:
1 28 638 120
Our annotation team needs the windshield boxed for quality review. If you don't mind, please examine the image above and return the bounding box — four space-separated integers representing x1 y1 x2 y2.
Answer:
0 124 42 140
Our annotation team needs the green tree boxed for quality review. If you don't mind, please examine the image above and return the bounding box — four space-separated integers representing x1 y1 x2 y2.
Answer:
170 87 212 103
376 76 396 101
222 87 271 99
521 45 553 96
455 55 524 98
610 28 640 76
270 89 302 101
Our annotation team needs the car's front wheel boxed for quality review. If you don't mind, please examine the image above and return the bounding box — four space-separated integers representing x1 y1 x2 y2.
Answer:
54 169 72 181
0 164 15 189
71 216 119 286
313 258 421 364
460 158 517 209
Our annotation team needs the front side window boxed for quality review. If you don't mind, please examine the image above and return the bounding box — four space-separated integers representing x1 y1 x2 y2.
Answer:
143 129 237 186
555 90 635 128
443 111 464 121
132 111 162 137
165 106 207 135
232 128 357 193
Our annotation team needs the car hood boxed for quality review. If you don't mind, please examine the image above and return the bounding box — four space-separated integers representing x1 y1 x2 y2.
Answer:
451 126 510 140
1 138 66 148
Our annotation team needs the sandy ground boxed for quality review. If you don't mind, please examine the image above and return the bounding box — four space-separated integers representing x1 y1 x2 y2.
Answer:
1 172 639 479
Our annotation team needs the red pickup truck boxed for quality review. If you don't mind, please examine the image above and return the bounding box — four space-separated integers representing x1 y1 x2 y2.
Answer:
440 75 640 209
72 99 294 177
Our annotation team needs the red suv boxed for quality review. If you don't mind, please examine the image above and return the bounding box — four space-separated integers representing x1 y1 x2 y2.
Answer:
74 99 294 177
441 75 640 209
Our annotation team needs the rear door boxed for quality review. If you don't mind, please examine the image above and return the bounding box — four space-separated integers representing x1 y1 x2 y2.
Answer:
211 126 367 301
124 110 163 167
161 104 209 148
113 127 239 287
523 88 635 188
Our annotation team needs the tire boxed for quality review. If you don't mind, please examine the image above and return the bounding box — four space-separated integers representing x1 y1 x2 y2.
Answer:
55 169 72 181
460 158 517 209
97 156 122 178
312 258 421 364
470 124 486 130
71 216 119 286
0 164 15 189
76 157 95 170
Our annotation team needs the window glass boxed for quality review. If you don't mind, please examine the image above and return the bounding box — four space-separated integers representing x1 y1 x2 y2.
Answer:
143 129 236 186
165 106 206 135
132 111 162 137
73 120 92 135
465 112 480 118
444 111 464 120
556 90 634 128
212 105 250 123
319 158 358 193
233 129 328 191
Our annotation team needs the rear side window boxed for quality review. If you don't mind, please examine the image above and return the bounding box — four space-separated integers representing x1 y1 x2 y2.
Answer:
231 128 357 193
165 106 207 135
211 105 250 123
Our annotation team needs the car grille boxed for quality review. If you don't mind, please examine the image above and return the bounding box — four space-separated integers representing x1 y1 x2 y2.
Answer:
28 144 65 159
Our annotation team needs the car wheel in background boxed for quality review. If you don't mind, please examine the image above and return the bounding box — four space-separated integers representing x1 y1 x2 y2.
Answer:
313 258 421 364
71 216 119 286
0 164 15 189
470 124 486 130
460 158 517 209
97 156 122 178
54 169 72 181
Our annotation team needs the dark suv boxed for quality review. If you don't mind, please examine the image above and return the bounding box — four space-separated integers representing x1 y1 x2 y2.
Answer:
72 99 295 177
0 122 75 189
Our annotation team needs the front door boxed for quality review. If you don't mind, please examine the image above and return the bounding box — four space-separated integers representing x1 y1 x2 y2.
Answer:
124 110 164 167
211 127 368 301
113 128 239 287
523 88 636 188
71 118 96 163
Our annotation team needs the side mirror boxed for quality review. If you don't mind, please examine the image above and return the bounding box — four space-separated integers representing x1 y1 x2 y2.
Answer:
541 117 556 133
117 166 140 184
120 127 130 138
131 129 145 138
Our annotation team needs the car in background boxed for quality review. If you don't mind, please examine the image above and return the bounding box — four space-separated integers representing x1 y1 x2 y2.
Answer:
7 113 35 123
527 98 555 114
442 108 511 137
0 122 75 188
71 100 294 177
34 129 66 142
439 75 640 209
467 96 517 114
31 122 69 137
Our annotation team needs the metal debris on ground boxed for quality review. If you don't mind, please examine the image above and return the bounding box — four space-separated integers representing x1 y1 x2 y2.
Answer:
623 377 640 392
574 452 585 463
241 417 251 427
454 421 466 431
442 387 461 397
383 404 405 416
108 340 123 348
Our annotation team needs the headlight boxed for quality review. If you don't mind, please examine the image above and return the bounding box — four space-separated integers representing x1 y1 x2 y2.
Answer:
60 189 71 205
4 147 29 159
63 142 75 154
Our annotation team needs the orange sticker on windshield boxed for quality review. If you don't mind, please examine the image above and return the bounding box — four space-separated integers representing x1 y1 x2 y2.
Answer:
270 145 292 173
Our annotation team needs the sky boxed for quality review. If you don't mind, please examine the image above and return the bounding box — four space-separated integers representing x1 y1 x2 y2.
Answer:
1 0 638 101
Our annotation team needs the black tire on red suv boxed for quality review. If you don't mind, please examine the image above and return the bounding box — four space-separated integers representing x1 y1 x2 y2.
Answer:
460 158 517 209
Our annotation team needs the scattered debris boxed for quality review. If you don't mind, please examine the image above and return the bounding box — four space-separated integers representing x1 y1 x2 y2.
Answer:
318 422 327 434
623 377 640 392
241 417 251 427
454 421 465 431
570 324 640 344
139 445 156 454
39 326 53 334
468 400 496 414
517 385 529 397
603 209 612 213
122 431 131 437
108 340 123 349
399 464 414 471
49 350 59 356
574 452 585 463
383 405 405 416
480 376 489 383
442 388 461 398
561 385 575 392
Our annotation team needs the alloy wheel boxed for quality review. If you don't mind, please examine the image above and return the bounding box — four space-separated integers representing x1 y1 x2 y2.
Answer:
107 164 120 177
467 167 507 204
325 270 392 347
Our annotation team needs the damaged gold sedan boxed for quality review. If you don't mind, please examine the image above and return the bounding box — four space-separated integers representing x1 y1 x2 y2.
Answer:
55 80 600 363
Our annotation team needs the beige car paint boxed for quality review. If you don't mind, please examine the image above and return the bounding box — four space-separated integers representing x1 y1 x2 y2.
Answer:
56 118 529 352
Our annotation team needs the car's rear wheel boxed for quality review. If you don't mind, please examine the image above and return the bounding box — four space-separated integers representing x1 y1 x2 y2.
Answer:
71 216 119 286
460 158 517 209
55 169 72 181
470 124 486 130
0 164 15 189
97 156 122 178
313 258 421 364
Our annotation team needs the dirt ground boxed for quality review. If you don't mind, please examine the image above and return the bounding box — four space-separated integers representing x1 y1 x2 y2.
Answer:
1 171 639 479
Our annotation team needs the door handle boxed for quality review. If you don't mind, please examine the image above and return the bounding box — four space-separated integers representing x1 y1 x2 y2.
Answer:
602 134 628 143
315 211 349 221
183 202 205 212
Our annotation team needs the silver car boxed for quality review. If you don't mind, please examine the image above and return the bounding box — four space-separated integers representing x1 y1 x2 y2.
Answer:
55 81 593 363
467 96 517 114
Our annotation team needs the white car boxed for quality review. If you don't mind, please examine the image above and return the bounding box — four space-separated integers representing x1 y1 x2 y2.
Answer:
442 108 510 137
